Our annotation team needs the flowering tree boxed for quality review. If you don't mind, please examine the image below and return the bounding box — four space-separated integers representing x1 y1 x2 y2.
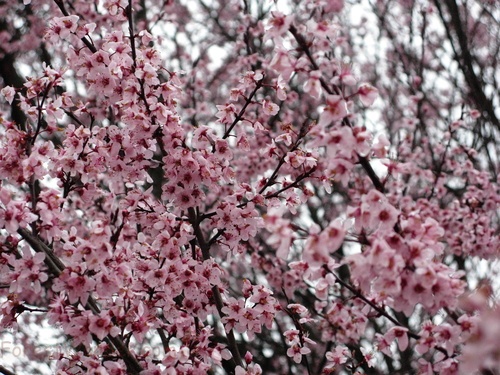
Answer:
0 0 498 374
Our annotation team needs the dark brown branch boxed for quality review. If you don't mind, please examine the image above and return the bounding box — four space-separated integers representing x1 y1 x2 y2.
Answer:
0 365 16 375
434 0 499 131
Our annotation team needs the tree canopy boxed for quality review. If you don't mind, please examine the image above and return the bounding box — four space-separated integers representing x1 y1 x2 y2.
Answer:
0 0 498 374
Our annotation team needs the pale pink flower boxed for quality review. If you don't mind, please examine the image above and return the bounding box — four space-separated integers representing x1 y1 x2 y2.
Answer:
235 364 262 375
215 139 233 160
287 343 311 363
269 48 294 80
45 15 79 43
371 202 399 231
318 95 347 126
239 71 263 89
1 86 15 104
216 103 237 124
325 345 349 365
262 99 279 116
303 70 322 99
358 83 379 106
373 134 390 158
266 12 294 39
360 347 377 367
275 75 287 100
88 312 117 340
385 326 409 351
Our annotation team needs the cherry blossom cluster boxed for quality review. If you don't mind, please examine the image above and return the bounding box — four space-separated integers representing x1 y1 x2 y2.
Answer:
0 0 498 374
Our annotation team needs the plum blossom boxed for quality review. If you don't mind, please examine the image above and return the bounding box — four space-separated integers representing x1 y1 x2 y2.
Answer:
275 75 288 100
1 1 498 374
215 139 233 160
318 95 348 126
7 246 47 295
0 296 24 329
373 134 390 158
262 99 279 116
1 86 15 104
235 364 262 375
216 103 237 124
269 48 294 80
306 19 338 40
266 12 294 40
0 189 38 232
284 328 315 364
51 267 96 305
385 326 409 351
88 312 120 340
360 347 377 367
469 109 481 119
45 15 79 43
332 65 356 86
239 71 263 89
325 345 349 365
284 149 317 169
357 83 379 106
287 343 311 363
326 126 356 157
304 70 322 99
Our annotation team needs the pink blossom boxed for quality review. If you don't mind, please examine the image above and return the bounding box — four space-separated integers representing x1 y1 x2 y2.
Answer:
1 86 15 104
284 149 317 169
360 347 377 367
215 139 233 160
8 247 47 294
0 195 38 232
373 134 390 157
88 312 118 340
269 48 294 80
52 267 96 305
275 75 288 100
235 364 262 375
325 345 349 365
326 126 355 157
262 99 279 116
287 343 311 364
304 70 322 99
216 103 237 124
357 83 379 106
371 201 399 231
318 95 348 126
1 2 499 374
45 15 79 43
240 71 263 88
332 65 357 86
385 326 409 351
266 12 294 40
